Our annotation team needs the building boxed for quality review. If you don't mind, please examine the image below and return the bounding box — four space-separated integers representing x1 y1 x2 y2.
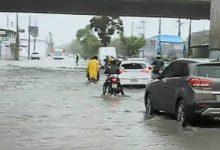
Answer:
0 28 16 59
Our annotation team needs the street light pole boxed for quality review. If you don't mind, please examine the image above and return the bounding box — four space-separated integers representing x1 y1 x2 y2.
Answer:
140 21 146 38
188 19 192 57
158 18 161 35
131 22 134 36
16 13 19 60
28 15 31 60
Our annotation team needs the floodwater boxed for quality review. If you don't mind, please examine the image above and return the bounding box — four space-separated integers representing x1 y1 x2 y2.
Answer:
1 66 220 150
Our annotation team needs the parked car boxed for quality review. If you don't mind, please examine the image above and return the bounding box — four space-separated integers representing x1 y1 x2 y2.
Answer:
31 52 40 60
119 61 151 86
145 58 220 126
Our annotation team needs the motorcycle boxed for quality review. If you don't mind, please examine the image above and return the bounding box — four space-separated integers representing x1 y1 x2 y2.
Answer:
107 74 122 96
151 66 163 79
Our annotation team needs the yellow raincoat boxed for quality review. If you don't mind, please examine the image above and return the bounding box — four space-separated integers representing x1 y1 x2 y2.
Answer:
87 59 99 80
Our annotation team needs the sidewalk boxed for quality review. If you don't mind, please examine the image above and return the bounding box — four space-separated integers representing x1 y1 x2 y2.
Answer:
0 57 88 70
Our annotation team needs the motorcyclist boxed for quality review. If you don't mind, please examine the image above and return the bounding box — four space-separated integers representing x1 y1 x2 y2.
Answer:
87 55 100 81
117 55 123 66
102 59 125 96
151 55 164 79
104 55 110 70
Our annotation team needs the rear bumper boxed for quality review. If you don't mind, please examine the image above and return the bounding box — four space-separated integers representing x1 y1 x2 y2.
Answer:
53 57 64 59
187 101 220 117
120 78 151 85
201 108 220 116
31 57 40 59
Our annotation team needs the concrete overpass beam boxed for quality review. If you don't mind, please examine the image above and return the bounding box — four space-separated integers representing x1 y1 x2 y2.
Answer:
210 0 220 50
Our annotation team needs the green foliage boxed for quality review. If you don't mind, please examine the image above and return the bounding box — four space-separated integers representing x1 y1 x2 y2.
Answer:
90 16 123 47
76 25 100 57
109 38 127 56
120 36 146 57
63 39 82 55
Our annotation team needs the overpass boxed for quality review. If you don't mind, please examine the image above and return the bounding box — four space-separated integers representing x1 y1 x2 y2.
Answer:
0 0 220 50
0 0 211 19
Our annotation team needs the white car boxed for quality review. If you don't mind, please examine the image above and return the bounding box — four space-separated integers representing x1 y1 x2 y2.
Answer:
53 50 64 59
31 52 40 60
119 61 151 86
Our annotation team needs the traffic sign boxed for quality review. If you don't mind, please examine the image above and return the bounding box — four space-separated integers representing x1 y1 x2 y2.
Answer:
28 26 38 37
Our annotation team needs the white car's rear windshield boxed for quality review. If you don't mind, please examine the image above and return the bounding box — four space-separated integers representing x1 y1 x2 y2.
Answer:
55 51 63 56
197 64 220 78
121 63 146 69
129 59 149 64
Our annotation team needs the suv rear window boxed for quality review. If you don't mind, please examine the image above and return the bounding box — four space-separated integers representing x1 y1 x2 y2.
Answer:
197 64 220 78
121 63 146 69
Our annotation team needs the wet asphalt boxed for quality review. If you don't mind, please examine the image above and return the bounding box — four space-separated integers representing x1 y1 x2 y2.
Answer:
1 66 220 150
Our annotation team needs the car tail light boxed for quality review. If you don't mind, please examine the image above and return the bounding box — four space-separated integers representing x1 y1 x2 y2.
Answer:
196 103 207 108
141 69 150 74
188 78 213 87
120 69 127 74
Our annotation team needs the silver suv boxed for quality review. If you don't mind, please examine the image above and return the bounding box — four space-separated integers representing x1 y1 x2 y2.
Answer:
145 58 220 126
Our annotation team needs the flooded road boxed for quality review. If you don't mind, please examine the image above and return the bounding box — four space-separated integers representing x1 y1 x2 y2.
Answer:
1 66 220 150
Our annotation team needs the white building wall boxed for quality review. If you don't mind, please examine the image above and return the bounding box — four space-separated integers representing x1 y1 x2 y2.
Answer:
20 39 47 58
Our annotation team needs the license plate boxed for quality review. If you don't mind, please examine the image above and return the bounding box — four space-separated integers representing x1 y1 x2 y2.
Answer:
130 79 138 82
112 84 117 88
216 95 220 101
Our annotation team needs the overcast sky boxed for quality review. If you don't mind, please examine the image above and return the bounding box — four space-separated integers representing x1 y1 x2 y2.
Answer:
0 12 210 46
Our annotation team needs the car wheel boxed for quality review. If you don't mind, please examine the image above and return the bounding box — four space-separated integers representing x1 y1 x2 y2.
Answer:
145 94 154 116
176 100 187 127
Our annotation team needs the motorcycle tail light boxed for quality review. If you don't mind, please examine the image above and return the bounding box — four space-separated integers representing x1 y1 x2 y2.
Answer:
111 78 118 83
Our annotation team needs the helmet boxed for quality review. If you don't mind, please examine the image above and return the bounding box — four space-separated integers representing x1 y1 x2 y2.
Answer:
156 55 161 59
93 55 98 60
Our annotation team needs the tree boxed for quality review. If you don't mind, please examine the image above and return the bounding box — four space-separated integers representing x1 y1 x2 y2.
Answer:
76 25 100 57
90 16 123 47
63 39 82 55
109 38 127 56
120 36 146 57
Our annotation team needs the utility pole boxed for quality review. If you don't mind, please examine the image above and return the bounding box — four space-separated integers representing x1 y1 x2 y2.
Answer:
28 15 31 60
158 18 161 35
188 19 192 57
15 13 19 60
131 22 134 36
33 19 37 52
7 14 9 28
202 24 205 43
140 21 146 38
177 18 183 37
